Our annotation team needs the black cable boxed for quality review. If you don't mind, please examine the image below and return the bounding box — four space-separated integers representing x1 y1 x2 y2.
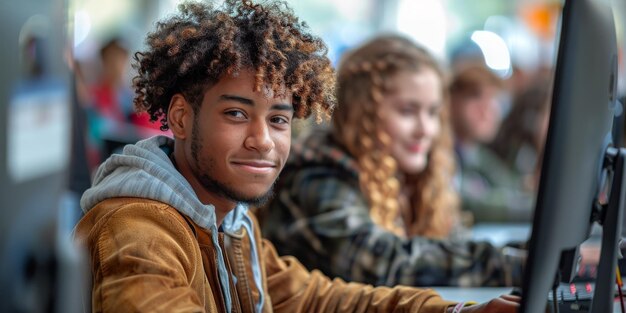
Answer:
552 286 559 313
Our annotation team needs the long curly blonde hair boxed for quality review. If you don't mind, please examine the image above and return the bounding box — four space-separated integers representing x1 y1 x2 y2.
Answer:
332 35 458 238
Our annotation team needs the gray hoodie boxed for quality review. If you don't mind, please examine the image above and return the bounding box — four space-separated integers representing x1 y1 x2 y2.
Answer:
80 135 265 313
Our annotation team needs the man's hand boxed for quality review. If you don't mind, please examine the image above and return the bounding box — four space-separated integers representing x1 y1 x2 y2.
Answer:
579 243 601 266
447 295 520 313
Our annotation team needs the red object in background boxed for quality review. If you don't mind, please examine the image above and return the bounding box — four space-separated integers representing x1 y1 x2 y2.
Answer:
130 111 163 131
91 83 126 122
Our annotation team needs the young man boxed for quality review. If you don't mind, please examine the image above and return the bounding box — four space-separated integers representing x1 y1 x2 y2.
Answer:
75 1 519 312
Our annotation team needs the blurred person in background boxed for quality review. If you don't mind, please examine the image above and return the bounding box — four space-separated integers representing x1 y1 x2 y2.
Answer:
262 34 525 288
73 1 519 312
86 37 164 171
489 76 552 194
85 37 133 169
449 65 534 223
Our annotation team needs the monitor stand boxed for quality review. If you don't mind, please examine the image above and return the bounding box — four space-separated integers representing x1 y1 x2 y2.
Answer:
590 146 626 312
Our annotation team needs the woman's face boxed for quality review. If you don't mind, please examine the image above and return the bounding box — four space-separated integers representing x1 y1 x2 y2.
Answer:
380 69 443 174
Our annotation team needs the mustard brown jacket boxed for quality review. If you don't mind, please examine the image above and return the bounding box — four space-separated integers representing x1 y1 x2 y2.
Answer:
75 136 456 312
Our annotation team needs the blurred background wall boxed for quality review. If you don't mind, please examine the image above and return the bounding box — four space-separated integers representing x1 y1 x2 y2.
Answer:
70 0 625 94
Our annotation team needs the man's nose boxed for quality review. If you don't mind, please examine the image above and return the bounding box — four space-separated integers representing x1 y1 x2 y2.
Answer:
244 120 274 153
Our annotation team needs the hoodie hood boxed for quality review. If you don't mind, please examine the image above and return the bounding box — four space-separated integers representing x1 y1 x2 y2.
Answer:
81 135 264 312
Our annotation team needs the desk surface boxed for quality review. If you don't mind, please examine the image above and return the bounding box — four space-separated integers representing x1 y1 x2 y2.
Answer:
471 223 531 247
471 223 606 248
433 287 512 303
433 287 624 312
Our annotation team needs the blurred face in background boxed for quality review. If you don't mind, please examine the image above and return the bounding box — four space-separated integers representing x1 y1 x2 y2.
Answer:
452 84 502 144
101 45 129 86
380 68 443 174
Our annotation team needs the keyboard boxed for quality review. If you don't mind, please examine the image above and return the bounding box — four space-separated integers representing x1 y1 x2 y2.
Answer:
548 279 626 313
545 257 626 312
548 282 594 313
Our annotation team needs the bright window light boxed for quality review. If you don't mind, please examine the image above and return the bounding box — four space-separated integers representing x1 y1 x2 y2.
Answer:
471 30 512 74
74 10 91 48
397 0 447 60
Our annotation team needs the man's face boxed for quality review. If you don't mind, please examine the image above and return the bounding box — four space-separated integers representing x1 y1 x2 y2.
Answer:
186 70 293 206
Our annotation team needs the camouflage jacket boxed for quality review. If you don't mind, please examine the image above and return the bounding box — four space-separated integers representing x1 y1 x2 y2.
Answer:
262 130 523 287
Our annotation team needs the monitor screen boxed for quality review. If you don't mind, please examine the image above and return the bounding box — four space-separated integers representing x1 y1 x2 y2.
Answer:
520 0 620 312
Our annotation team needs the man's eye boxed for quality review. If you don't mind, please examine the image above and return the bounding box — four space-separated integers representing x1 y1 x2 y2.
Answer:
271 116 290 124
225 110 246 119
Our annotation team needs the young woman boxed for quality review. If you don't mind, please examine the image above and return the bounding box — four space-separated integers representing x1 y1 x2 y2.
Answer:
262 34 523 287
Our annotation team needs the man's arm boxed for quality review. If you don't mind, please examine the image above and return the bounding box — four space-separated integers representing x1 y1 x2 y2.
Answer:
261 238 457 313
75 200 208 312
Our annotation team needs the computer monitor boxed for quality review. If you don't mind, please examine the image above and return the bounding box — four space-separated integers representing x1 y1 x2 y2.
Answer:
519 0 623 312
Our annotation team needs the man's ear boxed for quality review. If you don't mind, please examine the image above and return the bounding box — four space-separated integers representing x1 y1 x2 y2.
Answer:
168 94 192 140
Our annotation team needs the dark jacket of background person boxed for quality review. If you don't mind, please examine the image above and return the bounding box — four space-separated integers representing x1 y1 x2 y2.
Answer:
454 143 534 222
489 78 551 196
263 130 523 287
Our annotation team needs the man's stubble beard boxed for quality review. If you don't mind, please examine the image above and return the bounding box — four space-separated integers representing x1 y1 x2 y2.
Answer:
190 117 276 207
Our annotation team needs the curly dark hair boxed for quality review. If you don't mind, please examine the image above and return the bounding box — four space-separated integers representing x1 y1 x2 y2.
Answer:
132 0 336 130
